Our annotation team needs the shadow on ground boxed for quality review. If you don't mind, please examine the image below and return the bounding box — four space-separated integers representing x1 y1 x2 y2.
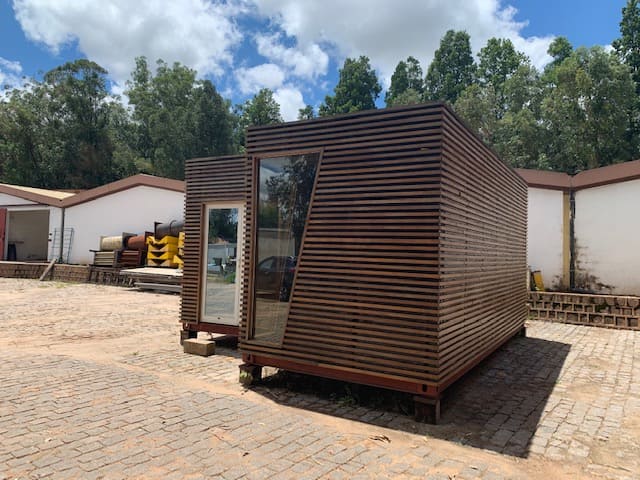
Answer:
249 335 571 458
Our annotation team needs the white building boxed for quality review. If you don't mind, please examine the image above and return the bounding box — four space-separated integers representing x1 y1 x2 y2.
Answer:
0 184 70 262
518 160 640 295
0 174 184 265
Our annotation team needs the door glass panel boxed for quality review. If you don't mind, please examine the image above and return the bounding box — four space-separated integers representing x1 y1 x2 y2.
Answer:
252 152 319 344
202 207 242 325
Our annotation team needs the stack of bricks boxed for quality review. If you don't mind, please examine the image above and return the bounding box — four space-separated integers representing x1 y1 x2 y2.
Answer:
529 291 640 330
173 231 185 268
0 262 46 279
146 235 179 268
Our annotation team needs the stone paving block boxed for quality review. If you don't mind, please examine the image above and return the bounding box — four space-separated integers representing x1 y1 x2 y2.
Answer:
1 281 640 480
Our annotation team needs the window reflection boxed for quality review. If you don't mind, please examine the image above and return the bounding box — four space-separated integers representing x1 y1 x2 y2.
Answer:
202 207 241 325
252 153 319 344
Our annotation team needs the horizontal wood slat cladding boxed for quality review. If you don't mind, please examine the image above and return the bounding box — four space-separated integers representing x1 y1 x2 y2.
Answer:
239 102 527 396
181 155 249 330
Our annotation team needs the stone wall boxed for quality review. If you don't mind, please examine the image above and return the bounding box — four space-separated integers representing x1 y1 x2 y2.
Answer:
528 291 640 330
0 262 95 284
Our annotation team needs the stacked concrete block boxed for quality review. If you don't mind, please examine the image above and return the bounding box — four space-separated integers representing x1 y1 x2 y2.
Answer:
528 291 640 330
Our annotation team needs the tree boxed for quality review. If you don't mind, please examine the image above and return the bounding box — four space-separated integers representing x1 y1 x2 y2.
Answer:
613 0 640 93
193 80 235 158
541 47 636 173
424 30 475 104
126 57 236 179
298 105 315 120
477 38 528 107
319 56 382 116
454 83 500 143
385 56 423 107
45 60 120 188
455 59 546 169
238 88 283 126
235 88 283 148
0 81 62 187
0 59 128 189
547 37 573 70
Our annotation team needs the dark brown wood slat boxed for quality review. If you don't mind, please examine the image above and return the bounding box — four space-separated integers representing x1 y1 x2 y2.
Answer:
183 103 526 401
180 155 248 332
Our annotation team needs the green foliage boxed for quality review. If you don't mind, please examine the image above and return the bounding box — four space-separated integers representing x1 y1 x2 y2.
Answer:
456 41 636 173
386 56 424 107
264 154 318 250
207 209 238 242
5 6 640 191
547 37 573 69
297 104 315 120
235 88 283 148
125 57 236 179
424 30 475 104
455 83 500 142
0 59 126 189
319 56 381 116
613 0 640 92
541 47 636 173
477 38 528 108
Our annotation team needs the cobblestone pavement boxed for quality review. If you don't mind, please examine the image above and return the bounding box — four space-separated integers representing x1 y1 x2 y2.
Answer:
0 279 639 479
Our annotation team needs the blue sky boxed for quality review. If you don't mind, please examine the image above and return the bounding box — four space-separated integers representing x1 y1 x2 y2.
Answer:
0 0 630 120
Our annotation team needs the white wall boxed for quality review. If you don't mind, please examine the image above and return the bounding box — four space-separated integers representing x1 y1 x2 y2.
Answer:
527 187 565 289
574 179 640 295
0 193 36 206
65 185 184 264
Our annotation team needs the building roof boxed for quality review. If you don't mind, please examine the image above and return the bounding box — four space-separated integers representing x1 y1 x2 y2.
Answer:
517 160 640 191
515 169 571 191
0 183 76 206
0 174 185 208
61 174 184 207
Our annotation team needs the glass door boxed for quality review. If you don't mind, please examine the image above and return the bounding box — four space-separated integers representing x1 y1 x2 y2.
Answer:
201 204 244 325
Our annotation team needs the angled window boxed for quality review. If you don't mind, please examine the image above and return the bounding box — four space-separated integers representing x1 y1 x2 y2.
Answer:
251 152 320 344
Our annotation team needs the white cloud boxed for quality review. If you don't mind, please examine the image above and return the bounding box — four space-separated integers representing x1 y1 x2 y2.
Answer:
273 85 305 121
233 62 303 120
255 33 328 79
12 0 243 83
236 63 286 94
0 57 25 93
251 0 554 86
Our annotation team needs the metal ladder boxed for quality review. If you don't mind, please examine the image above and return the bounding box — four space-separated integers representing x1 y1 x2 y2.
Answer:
49 228 74 263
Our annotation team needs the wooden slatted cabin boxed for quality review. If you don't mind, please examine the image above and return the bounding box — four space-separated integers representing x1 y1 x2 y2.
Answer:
181 102 527 421
181 154 249 338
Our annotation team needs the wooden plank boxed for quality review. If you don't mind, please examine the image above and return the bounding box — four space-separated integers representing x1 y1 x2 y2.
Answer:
38 258 57 281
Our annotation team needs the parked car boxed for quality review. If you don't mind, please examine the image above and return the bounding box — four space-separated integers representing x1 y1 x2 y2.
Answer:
255 255 297 301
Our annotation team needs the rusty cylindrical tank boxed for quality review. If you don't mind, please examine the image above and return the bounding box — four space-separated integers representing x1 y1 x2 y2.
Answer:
155 220 184 238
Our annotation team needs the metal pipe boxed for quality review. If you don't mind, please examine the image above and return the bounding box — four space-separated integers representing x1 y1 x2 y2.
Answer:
569 190 576 291
59 207 66 263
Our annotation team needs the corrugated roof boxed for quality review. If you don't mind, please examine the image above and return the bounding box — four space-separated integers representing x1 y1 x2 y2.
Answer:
515 169 572 190
0 183 76 206
517 160 640 190
60 174 184 207
0 174 185 208
572 158 640 189
0 184 76 199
